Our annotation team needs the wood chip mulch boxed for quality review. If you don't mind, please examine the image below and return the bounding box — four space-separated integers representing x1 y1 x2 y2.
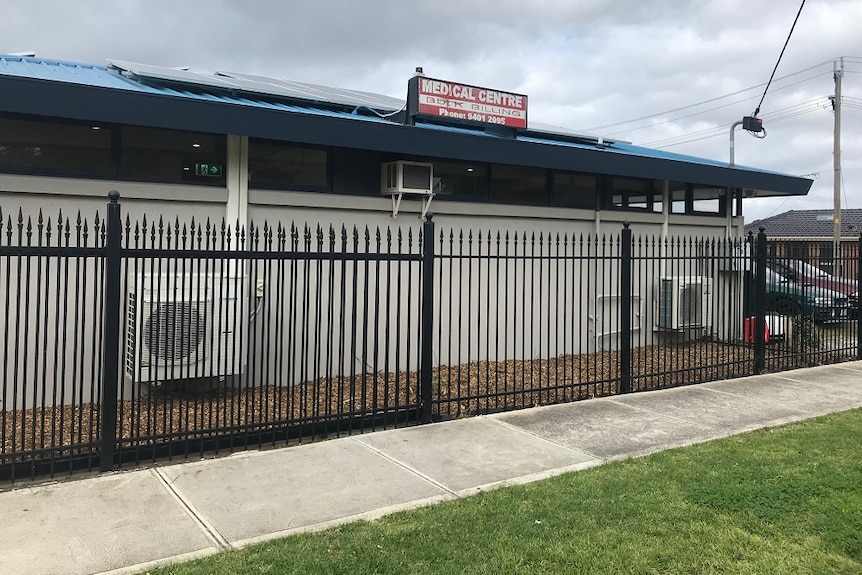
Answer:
1 341 846 461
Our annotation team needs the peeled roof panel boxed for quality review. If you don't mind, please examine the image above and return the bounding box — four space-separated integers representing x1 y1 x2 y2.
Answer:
218 70 404 111
526 121 614 143
108 59 241 89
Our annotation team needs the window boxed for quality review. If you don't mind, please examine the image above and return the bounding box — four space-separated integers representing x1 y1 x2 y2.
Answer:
690 185 727 215
669 181 687 214
249 140 328 190
610 177 654 210
490 165 547 204
0 116 113 177
120 127 226 187
552 172 596 208
432 161 487 201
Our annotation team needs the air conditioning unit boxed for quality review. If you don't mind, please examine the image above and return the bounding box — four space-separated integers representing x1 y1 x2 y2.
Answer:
657 276 713 330
125 273 248 384
380 161 435 218
381 161 433 195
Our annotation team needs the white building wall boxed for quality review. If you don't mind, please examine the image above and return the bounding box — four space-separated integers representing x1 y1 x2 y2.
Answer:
1 165 747 410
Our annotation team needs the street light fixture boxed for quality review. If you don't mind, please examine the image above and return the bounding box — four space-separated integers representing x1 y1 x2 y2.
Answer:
729 116 765 168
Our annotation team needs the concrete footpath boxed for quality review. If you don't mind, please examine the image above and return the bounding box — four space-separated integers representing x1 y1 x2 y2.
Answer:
3 362 862 575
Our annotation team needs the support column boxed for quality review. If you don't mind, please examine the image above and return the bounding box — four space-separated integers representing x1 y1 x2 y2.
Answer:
226 135 249 230
660 180 669 279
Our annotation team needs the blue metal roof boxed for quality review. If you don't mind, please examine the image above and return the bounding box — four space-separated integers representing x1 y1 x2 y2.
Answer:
0 55 393 125
0 54 812 196
0 55 734 167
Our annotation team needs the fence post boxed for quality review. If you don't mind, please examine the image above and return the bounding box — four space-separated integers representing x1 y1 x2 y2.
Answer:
100 191 122 472
857 234 862 360
620 223 632 394
754 227 767 374
419 214 435 424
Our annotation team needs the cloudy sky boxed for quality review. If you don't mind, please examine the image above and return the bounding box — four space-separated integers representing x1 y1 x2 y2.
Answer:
1 0 860 222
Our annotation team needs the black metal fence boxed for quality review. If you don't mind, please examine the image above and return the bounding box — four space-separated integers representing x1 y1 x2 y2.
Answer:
1 194 860 483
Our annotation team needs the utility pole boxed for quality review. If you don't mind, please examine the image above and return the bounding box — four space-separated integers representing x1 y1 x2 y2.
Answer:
833 57 843 270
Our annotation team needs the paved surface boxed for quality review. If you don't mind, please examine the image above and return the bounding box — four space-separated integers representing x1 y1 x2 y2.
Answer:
3 362 862 575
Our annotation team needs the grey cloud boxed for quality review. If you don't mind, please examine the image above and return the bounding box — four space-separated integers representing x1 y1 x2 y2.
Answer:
0 0 859 221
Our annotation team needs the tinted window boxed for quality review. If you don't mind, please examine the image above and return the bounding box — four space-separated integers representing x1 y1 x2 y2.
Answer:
0 116 113 177
552 172 596 208
490 165 547 205
120 127 226 186
432 161 487 201
249 140 328 190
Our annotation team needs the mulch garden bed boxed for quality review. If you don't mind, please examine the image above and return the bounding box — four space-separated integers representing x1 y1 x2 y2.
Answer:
0 341 839 462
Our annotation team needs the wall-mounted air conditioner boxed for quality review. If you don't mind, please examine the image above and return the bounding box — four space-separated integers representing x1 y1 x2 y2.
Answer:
657 276 713 330
125 273 248 384
381 161 434 217
381 161 433 195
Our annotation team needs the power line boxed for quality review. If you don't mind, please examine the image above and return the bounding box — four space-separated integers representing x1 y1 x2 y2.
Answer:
575 56 862 136
580 58 833 132
754 0 807 115
645 106 821 148
601 72 831 137
651 105 824 149
641 98 827 147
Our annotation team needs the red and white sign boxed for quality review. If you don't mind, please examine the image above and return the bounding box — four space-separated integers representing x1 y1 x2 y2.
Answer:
416 77 528 129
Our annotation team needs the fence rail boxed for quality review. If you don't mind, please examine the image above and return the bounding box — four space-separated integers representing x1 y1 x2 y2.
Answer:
1 195 860 483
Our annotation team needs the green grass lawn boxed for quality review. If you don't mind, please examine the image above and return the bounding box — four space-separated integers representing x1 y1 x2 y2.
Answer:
150 409 862 575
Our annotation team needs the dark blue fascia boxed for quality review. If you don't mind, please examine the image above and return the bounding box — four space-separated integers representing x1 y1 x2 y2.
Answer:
0 74 812 197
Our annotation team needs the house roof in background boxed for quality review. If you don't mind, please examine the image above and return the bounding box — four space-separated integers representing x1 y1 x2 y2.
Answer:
745 209 862 238
0 54 814 198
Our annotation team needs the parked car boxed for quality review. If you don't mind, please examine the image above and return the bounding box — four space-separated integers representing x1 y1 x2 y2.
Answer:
763 267 851 323
769 259 858 313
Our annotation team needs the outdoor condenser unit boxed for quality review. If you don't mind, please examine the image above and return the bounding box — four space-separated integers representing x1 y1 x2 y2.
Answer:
125 273 248 384
657 276 713 330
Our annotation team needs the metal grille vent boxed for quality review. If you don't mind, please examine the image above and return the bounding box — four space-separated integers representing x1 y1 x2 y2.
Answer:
679 284 703 327
125 292 137 375
401 163 432 190
142 302 207 363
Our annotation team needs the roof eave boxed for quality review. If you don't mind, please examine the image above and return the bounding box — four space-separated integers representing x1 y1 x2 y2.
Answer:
0 74 813 197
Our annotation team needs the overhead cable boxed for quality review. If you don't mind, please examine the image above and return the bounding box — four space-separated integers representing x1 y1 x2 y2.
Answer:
580 58 832 132
753 0 807 115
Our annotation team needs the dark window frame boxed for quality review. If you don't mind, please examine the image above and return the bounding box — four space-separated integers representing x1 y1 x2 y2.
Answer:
606 177 656 211
687 183 730 217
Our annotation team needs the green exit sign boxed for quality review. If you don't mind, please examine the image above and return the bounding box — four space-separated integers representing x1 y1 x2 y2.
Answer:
195 163 223 177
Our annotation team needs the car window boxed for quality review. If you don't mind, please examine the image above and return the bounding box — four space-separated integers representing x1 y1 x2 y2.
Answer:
765 268 789 283
794 260 829 278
